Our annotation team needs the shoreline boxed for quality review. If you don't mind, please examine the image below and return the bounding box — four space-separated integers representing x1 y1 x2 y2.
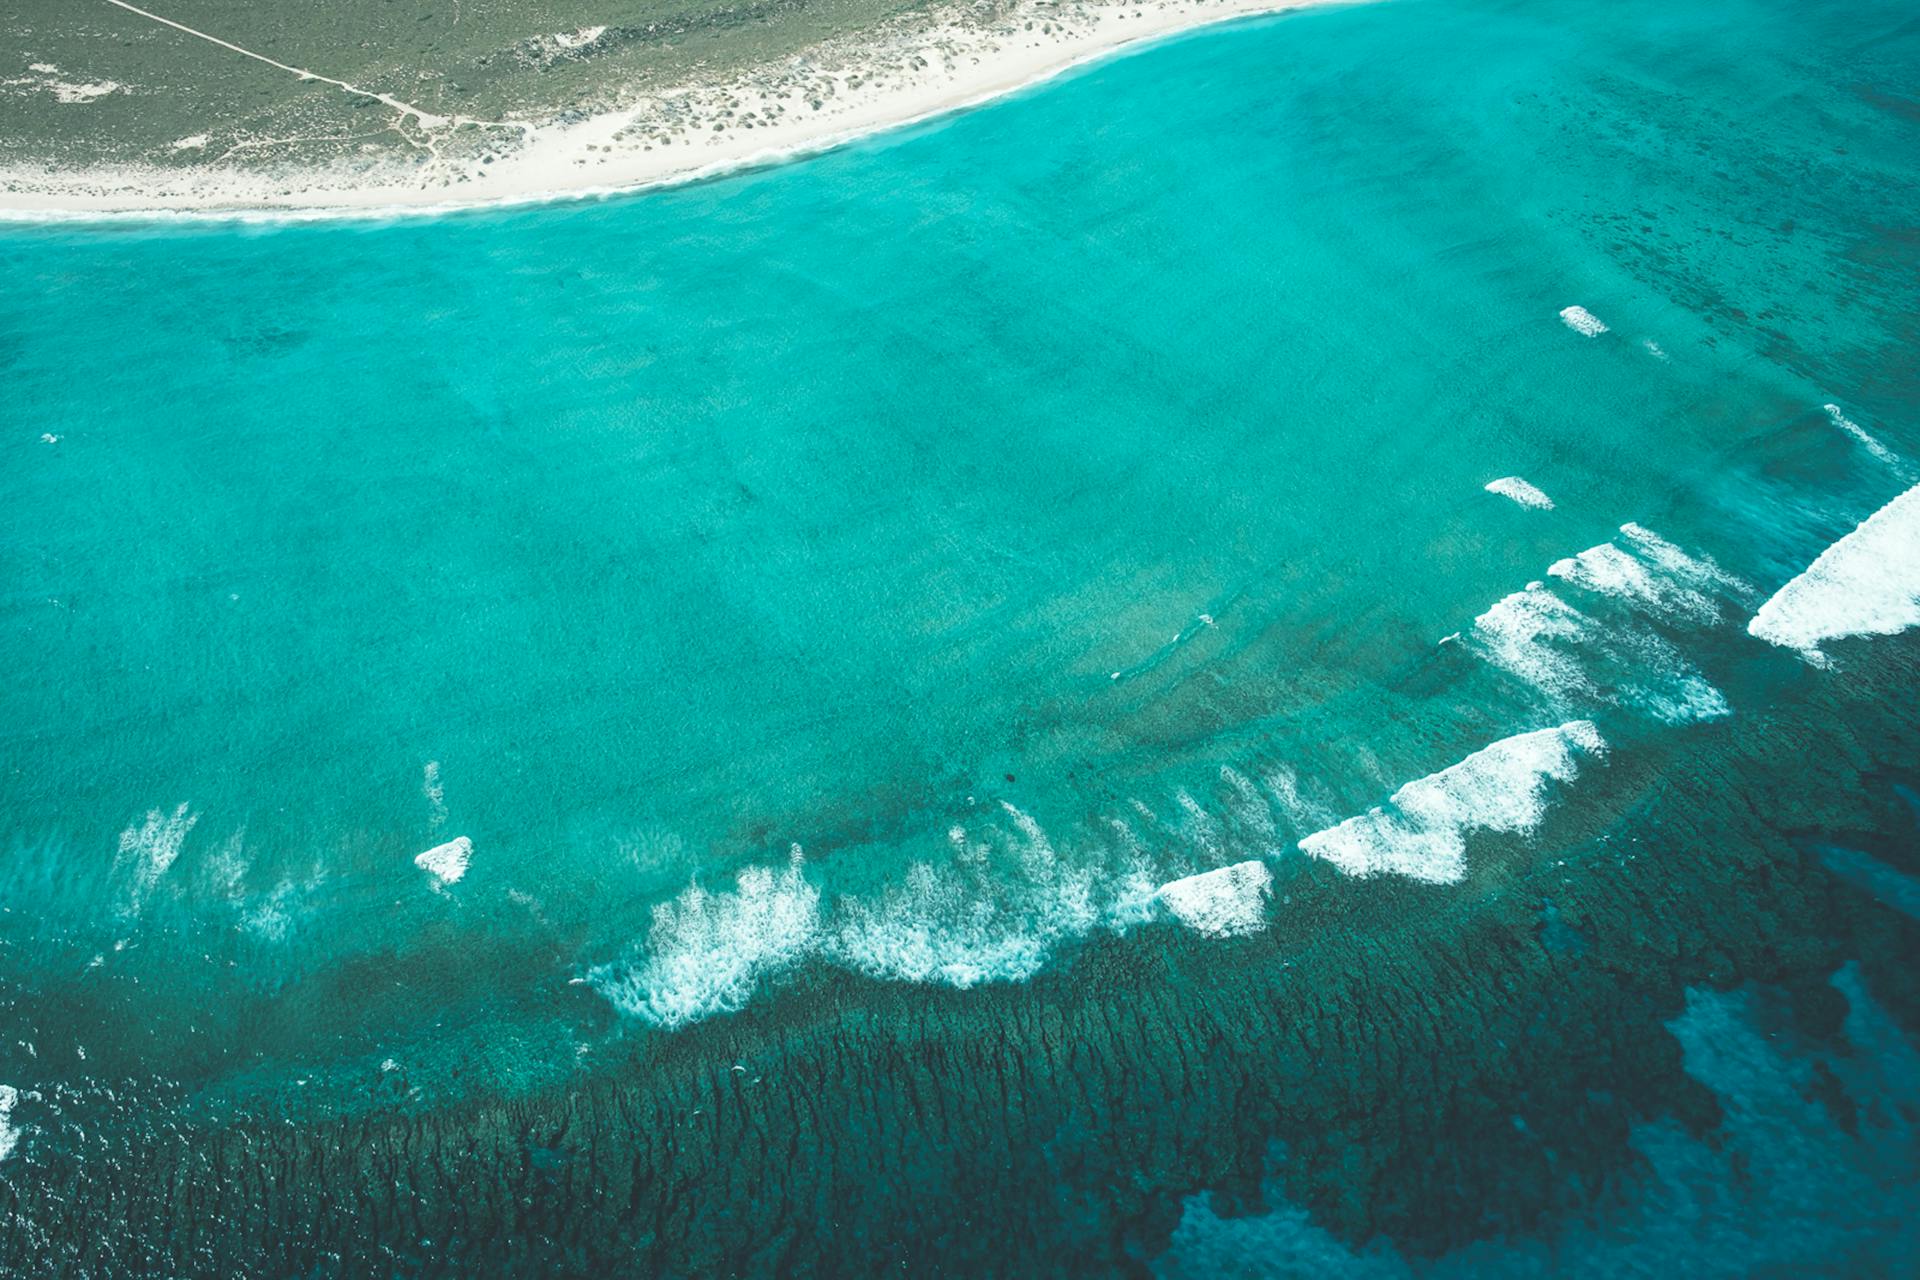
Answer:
0 0 1349 223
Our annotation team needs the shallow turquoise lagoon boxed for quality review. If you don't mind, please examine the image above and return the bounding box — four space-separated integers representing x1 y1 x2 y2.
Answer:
2 0 1918 1273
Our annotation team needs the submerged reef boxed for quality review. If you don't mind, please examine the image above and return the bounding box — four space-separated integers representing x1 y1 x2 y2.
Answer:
4 635 1914 1277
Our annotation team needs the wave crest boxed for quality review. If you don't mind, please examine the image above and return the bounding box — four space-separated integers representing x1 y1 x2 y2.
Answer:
1299 722 1606 883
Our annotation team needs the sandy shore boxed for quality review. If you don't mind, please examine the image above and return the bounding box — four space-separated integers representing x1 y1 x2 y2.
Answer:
0 0 1347 221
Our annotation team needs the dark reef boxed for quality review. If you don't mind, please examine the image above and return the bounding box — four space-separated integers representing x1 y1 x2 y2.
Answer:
3 638 1915 1277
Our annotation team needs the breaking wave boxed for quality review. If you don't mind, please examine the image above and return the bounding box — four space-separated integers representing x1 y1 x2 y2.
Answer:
1747 482 1920 662
1485 476 1554 509
1823 403 1907 473
1548 524 1745 626
0 1085 19 1164
115 803 197 912
589 811 1164 1029
1298 722 1606 883
1466 523 1740 723
1559 305 1607 336
415 836 473 886
1157 861 1274 937
588 519 1752 1030
589 847 822 1030
1470 583 1598 702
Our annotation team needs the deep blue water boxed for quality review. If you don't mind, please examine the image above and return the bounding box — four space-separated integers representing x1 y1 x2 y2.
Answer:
2 0 1918 1273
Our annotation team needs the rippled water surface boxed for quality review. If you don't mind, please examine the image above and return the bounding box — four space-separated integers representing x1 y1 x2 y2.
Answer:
2 0 1917 1272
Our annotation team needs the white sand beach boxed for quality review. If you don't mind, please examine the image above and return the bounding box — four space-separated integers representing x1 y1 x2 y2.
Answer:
0 0 1348 220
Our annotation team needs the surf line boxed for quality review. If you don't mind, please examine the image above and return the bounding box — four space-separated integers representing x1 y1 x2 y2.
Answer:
99 0 529 137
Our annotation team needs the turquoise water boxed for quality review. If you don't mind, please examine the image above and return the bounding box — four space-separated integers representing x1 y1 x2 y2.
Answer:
3 0 1919 1272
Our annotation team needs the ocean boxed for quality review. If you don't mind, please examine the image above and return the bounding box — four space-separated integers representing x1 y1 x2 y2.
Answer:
2 0 1917 1272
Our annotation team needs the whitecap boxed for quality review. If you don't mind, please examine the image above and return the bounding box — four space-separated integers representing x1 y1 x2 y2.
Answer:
832 807 1105 988
591 849 820 1029
830 861 1061 988
1823 404 1906 472
1548 531 1719 624
1468 584 1594 701
1220 766 1278 840
1299 722 1606 883
0 1085 18 1162
1157 861 1273 937
588 796 1197 1028
1559 305 1608 337
1173 788 1223 859
1485 476 1555 509
7 65 128 104
414 835 472 885
1633 670 1732 725
1618 522 1750 598
1747 483 1920 662
1550 541 1666 606
241 880 302 941
1470 525 1743 717
117 802 196 900
1263 765 1334 835
422 760 447 830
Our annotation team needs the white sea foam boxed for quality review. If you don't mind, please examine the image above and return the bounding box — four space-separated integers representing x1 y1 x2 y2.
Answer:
414 835 472 885
1559 305 1608 337
596 823 1119 1012
1264 765 1333 835
240 881 300 942
1174 788 1223 858
1823 404 1904 470
1748 483 1920 662
1157 861 1273 937
1485 476 1555 510
1104 814 1147 860
1549 530 1721 624
590 716 1612 1030
1470 524 1743 719
0 1085 18 1162
833 805 1108 987
1469 584 1594 700
1097 818 1168 930
831 861 1064 988
1633 670 1732 725
422 761 447 830
592 849 820 1029
1471 580 1729 723
591 798 1196 1027
1619 523 1749 598
116 802 196 899
1107 858 1163 930
1299 722 1606 883
1550 542 1665 606
204 829 248 900
1220 766 1278 840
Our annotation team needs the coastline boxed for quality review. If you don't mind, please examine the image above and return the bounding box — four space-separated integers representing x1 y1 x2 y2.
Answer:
0 0 1349 222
